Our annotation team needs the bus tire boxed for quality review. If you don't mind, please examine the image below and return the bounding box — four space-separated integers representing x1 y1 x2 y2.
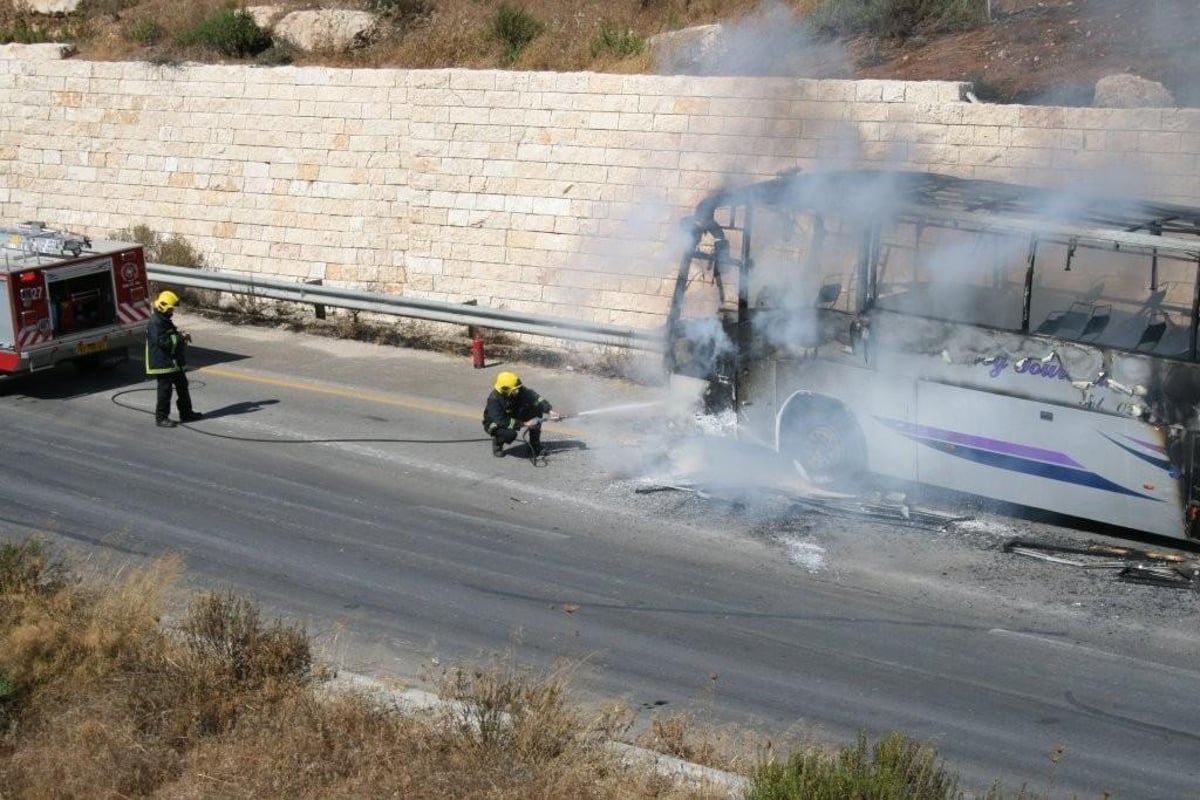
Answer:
779 397 866 487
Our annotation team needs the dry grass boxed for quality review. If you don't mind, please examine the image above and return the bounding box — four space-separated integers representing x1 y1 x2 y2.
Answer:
0 0 822 72
0 538 739 799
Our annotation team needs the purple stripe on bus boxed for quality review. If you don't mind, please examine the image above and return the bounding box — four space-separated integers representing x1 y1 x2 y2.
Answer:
876 417 1085 469
1120 433 1166 454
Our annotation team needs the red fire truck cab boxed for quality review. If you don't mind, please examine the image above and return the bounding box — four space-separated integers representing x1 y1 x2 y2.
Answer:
0 222 151 375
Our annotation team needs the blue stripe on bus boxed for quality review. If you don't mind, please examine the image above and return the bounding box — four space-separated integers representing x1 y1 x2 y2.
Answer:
915 439 1158 500
876 418 1159 501
1101 433 1175 473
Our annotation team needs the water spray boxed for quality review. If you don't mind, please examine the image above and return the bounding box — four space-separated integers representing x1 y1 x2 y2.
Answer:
556 401 664 420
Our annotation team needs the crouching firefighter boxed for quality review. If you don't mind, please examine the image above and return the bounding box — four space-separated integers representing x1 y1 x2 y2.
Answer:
483 371 559 457
145 290 203 428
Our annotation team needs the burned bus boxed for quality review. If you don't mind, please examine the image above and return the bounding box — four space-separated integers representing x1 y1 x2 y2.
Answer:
665 170 1200 540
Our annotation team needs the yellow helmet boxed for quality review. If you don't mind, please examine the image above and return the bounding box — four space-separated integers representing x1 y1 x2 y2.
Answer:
494 371 521 396
154 290 180 313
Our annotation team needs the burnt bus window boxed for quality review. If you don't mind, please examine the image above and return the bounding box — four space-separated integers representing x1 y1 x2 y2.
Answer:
748 210 858 314
743 209 861 354
1029 239 1196 357
873 221 1026 330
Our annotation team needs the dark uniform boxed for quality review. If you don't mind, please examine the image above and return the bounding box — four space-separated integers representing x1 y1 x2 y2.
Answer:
145 304 199 427
482 384 553 457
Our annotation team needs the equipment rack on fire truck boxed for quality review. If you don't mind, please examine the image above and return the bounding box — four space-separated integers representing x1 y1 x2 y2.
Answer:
0 222 152 375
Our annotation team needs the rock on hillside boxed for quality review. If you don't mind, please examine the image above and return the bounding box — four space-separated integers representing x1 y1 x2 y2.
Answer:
248 7 378 53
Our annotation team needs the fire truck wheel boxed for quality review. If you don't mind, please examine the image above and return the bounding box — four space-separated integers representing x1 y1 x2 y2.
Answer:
778 396 866 487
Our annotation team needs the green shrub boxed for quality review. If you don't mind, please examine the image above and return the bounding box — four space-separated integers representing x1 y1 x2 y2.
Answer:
255 38 296 66
112 224 205 267
808 0 986 39
0 671 14 730
123 17 163 46
591 20 644 58
492 4 543 65
748 732 966 800
156 234 205 267
177 8 272 59
0 18 58 45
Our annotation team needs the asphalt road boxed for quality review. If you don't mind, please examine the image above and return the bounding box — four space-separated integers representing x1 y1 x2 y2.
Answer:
2 315 1198 799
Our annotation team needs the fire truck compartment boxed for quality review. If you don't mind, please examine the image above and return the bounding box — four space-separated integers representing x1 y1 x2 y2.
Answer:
48 269 116 335
0 277 13 349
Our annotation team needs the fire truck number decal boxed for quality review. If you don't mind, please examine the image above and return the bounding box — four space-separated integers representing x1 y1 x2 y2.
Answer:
19 287 44 301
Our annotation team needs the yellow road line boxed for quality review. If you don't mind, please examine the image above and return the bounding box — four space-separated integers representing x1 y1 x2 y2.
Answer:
197 364 587 436
197 365 477 420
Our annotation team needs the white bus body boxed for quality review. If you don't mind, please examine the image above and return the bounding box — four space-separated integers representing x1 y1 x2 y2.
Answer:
666 171 1200 540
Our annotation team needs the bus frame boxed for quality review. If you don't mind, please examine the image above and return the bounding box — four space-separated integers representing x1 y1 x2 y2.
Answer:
665 170 1200 541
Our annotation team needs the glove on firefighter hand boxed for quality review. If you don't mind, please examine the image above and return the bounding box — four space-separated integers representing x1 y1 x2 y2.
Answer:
181 332 192 344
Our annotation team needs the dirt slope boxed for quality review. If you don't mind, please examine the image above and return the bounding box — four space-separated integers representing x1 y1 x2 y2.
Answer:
851 0 1200 106
5 0 1198 107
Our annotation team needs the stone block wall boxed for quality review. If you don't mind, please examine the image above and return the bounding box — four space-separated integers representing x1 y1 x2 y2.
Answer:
1 52 1198 332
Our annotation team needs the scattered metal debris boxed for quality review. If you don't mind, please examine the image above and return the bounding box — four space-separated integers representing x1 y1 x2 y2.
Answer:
1003 538 1200 590
634 483 713 500
789 495 973 531
635 480 969 531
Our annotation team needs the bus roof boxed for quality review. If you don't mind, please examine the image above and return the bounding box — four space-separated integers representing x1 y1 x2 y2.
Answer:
693 170 1200 257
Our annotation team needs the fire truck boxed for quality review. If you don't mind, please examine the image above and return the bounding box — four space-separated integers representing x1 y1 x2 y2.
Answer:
0 222 152 375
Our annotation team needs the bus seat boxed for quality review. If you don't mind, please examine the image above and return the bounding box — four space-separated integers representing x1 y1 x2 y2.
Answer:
1035 310 1065 335
816 282 841 306
1080 304 1111 339
1135 313 1169 351
1036 301 1092 337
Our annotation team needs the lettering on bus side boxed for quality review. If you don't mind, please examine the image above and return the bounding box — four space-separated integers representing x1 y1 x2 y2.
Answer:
983 356 1071 380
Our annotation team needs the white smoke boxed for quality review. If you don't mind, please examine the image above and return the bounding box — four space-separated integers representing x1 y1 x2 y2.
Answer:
659 1 851 79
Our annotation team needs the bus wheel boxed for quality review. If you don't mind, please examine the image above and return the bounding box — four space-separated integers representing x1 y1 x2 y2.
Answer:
779 399 866 487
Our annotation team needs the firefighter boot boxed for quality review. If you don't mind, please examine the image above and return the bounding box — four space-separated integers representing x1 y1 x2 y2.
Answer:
492 437 504 458
528 428 543 457
156 418 178 428
180 411 204 422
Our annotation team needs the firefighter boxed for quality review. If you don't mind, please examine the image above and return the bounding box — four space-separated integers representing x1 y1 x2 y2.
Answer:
482 371 559 457
145 290 202 428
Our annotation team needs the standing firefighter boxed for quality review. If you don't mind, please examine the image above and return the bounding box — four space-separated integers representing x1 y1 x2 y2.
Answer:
145 290 203 428
483 371 559 457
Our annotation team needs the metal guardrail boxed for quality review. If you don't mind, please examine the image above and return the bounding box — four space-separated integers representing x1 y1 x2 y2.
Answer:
146 263 665 352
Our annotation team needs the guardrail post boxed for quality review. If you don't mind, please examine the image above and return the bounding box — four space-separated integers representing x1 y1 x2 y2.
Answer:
463 299 487 368
305 278 326 320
